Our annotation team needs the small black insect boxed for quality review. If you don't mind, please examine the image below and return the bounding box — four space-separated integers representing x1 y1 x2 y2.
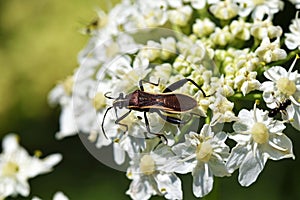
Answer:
268 99 291 118
83 18 99 35
102 78 207 139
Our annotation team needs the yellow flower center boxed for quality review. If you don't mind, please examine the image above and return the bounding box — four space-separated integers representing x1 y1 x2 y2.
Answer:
276 77 296 97
92 92 106 110
63 76 74 96
196 141 213 162
139 155 156 175
2 161 19 176
251 122 269 144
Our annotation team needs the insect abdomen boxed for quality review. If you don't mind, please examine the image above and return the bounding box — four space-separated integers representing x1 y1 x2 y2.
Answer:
128 91 197 112
163 93 197 112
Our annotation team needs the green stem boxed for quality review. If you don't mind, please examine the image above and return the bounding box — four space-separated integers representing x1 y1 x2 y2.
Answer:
251 38 261 52
229 92 262 102
205 110 212 124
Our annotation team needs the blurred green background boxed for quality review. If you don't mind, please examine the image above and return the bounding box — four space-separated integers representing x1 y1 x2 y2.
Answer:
0 0 300 199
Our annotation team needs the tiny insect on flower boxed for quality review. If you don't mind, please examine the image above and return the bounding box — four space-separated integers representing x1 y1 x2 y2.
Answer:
268 99 292 118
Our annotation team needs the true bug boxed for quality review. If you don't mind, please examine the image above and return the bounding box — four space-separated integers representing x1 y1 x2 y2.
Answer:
102 78 208 139
268 99 291 118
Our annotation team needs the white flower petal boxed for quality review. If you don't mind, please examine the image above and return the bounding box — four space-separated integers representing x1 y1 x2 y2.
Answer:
26 154 62 178
208 156 230 177
55 104 78 139
264 66 288 82
260 81 275 92
238 151 266 186
192 163 213 198
113 143 125 165
291 104 300 130
53 191 69 200
2 134 19 153
155 173 182 200
262 133 295 160
172 159 196 174
15 180 30 197
126 177 154 200
226 144 248 173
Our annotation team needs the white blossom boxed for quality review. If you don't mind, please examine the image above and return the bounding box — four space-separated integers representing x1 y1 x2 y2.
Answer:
168 5 193 26
0 134 62 199
234 68 261 95
209 93 238 125
210 26 233 47
136 0 168 27
255 37 287 63
167 125 230 198
261 56 300 130
183 0 207 9
48 76 77 139
230 18 251 41
209 0 239 20
234 0 284 20
126 144 182 200
250 18 283 40
227 106 294 186
193 18 216 38
160 37 177 60
285 12 300 50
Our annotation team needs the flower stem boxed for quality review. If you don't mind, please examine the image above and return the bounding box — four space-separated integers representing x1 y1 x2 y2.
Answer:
229 92 262 102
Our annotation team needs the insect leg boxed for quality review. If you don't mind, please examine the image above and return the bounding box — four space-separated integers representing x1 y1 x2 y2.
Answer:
144 112 167 143
157 110 194 124
163 78 208 97
155 110 183 124
115 110 132 133
102 106 113 138
139 79 160 91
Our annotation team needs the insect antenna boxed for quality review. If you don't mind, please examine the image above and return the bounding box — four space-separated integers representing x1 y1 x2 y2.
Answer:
104 92 115 99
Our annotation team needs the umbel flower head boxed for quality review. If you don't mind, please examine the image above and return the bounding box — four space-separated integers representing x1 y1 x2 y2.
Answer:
48 0 300 199
0 134 62 199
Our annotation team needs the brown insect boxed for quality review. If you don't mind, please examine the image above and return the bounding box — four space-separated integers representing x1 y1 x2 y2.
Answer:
102 78 207 140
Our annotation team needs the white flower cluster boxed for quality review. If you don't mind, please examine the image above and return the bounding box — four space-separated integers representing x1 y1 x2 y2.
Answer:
49 0 300 199
0 134 64 199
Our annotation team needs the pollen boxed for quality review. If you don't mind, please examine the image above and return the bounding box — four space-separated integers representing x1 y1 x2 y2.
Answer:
92 92 106 110
195 141 213 162
139 155 156 175
276 77 296 97
2 161 19 176
34 150 43 158
251 122 269 144
160 188 167 193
